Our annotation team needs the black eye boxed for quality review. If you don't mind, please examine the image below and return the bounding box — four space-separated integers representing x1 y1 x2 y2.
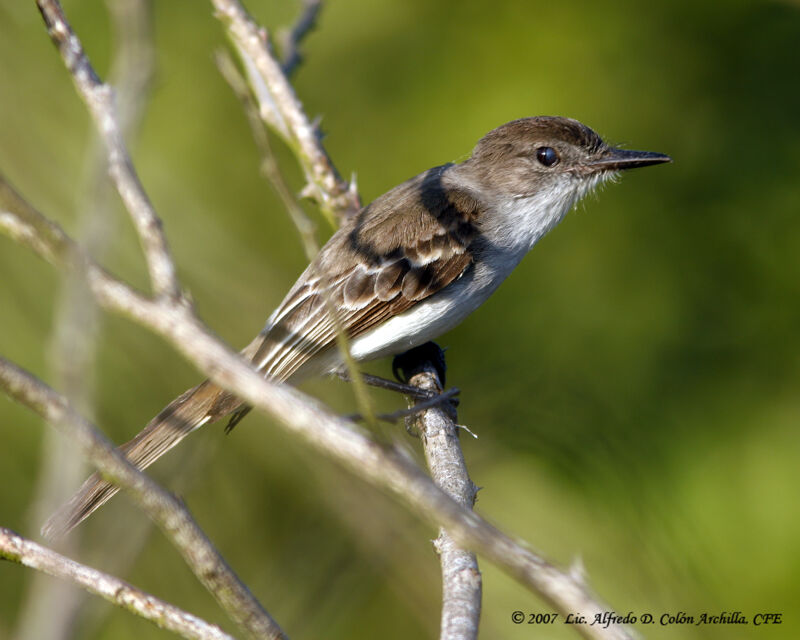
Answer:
536 146 559 167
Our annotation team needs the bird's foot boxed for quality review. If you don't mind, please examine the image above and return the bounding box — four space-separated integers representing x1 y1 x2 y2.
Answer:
340 342 459 425
346 387 460 425
336 369 436 400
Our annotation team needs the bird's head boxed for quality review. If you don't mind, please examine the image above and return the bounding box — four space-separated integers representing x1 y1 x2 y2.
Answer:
462 116 671 200
449 116 671 254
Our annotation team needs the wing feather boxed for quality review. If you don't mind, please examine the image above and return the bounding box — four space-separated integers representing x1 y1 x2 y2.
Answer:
251 164 481 382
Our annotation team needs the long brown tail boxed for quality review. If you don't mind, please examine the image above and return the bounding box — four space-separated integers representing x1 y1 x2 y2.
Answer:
42 379 243 539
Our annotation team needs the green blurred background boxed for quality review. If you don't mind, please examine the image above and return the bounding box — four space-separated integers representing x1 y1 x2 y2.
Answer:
1 0 799 638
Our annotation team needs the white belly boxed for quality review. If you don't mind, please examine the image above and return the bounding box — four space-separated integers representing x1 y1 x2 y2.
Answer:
350 247 520 362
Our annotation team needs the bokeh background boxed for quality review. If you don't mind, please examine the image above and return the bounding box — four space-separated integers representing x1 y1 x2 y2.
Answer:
1 0 799 638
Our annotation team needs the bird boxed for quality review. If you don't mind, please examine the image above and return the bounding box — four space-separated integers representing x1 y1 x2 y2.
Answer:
43 116 671 538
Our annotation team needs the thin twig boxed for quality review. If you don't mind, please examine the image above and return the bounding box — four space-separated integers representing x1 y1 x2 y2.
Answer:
36 0 182 301
0 178 634 640
15 5 638 637
214 50 319 261
15 3 156 640
211 0 361 226
280 0 322 76
0 354 286 640
0 169 285 638
402 352 481 640
0 528 234 640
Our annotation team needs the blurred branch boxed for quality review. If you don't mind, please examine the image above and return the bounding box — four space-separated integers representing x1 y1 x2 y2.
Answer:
2 3 637 638
214 49 318 258
399 345 481 640
211 0 361 226
0 527 234 640
36 0 181 301
0 175 634 640
106 0 156 128
1 46 282 632
279 0 322 77
15 3 155 639
0 353 286 640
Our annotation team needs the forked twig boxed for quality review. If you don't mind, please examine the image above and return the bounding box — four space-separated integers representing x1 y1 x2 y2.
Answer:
0 354 286 640
15 2 156 638
211 0 361 226
27 3 287 638
36 0 182 301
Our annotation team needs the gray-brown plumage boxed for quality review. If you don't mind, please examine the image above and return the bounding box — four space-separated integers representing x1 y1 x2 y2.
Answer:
44 164 481 538
44 116 670 538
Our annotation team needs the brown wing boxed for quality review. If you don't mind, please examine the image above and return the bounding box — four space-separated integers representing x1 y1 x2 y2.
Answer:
251 164 482 382
44 164 484 534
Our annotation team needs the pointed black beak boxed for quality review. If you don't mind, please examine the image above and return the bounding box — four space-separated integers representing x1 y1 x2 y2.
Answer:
589 147 672 171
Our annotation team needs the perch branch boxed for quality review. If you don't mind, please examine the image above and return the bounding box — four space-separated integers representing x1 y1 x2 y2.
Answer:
0 177 634 640
0 528 234 640
403 351 481 640
5 4 637 636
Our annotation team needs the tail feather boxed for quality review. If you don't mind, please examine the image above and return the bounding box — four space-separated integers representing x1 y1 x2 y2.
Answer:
42 379 243 539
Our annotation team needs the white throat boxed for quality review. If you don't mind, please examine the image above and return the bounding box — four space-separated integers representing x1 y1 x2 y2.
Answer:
482 173 601 262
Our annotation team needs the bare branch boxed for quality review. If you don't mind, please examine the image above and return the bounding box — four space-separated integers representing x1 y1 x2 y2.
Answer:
0 528 234 640
106 0 156 130
35 0 181 301
0 178 634 640
15 4 156 640
0 350 285 640
211 0 361 225
214 49 319 259
0 174 157 318
280 0 322 76
2 3 641 639
401 349 481 640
